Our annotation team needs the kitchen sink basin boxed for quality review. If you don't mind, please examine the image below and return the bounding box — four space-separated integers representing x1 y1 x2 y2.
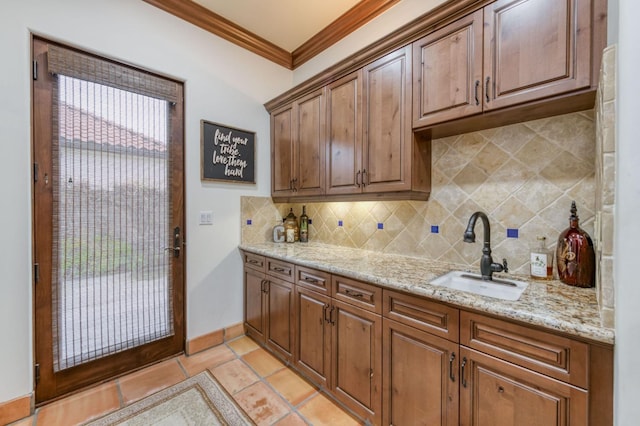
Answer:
430 270 528 301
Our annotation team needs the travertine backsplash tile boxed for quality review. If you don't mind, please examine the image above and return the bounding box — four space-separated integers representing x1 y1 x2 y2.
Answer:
243 108 597 279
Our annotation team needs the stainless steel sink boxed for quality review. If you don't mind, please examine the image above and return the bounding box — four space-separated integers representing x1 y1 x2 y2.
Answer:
430 270 528 301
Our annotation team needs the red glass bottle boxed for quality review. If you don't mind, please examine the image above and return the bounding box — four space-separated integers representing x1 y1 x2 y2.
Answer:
556 201 595 287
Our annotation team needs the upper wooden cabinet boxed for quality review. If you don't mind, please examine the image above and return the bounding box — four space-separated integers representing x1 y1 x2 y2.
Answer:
271 88 325 199
413 0 601 130
412 10 484 128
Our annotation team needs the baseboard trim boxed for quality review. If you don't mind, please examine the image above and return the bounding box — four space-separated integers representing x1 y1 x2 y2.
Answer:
186 322 245 355
0 393 32 425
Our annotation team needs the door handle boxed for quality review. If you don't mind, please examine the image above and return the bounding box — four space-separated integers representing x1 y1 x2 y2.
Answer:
449 352 456 382
164 226 181 257
485 77 491 103
474 80 480 105
461 357 468 388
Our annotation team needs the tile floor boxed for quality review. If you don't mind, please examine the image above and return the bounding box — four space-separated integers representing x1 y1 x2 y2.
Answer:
11 336 361 426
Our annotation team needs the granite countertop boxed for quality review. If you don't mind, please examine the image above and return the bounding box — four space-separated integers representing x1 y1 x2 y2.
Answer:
239 242 615 345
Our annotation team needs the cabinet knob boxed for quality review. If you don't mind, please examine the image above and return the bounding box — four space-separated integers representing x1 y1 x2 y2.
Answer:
498 385 505 393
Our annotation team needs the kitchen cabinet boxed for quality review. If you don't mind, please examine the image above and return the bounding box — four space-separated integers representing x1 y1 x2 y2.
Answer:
413 0 596 129
459 347 588 425
326 46 430 198
242 252 613 425
271 88 325 199
293 270 382 425
242 253 295 362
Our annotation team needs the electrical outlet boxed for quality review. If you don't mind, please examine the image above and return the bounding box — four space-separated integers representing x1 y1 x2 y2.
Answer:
200 211 213 225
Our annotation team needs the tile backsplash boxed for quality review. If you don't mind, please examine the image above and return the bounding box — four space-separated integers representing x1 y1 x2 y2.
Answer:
242 109 596 279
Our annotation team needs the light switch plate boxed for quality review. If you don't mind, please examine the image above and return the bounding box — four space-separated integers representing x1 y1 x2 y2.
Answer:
200 211 213 225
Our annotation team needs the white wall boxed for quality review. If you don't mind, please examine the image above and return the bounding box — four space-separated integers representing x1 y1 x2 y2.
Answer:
0 0 291 403
614 0 640 423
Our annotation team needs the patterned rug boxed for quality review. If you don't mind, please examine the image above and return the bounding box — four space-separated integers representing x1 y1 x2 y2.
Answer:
86 371 254 425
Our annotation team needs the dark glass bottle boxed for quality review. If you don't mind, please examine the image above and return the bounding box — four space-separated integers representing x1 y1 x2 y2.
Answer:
299 205 309 243
556 201 595 287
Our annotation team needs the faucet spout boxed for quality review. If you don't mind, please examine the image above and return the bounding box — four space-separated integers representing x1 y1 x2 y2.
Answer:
464 212 506 280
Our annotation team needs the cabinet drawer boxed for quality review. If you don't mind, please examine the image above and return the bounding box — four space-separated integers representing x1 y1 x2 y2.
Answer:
383 290 459 342
267 258 294 282
243 252 265 272
295 265 331 294
460 311 588 388
332 275 382 314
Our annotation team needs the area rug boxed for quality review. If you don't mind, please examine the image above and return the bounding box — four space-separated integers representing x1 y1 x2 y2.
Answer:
86 371 254 425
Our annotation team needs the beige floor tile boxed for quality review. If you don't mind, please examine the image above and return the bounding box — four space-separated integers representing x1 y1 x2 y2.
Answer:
36 381 119 426
118 359 186 405
243 347 285 377
298 394 362 426
233 381 291 425
227 336 260 355
178 344 236 377
211 359 260 394
273 412 308 425
266 368 317 406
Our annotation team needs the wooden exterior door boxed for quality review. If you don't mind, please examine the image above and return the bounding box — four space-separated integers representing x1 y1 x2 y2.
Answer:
331 299 382 425
265 277 294 362
413 10 484 128
32 38 185 403
362 46 412 193
271 104 295 197
326 71 363 195
383 318 459 426
294 286 332 388
295 89 325 197
459 347 588 426
483 0 592 110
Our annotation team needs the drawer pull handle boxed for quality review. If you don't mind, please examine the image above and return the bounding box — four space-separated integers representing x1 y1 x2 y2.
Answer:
248 259 260 265
344 289 365 298
273 267 287 273
449 352 456 382
304 277 319 284
461 357 468 388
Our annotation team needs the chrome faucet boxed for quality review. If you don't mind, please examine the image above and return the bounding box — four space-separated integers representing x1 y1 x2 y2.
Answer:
463 211 508 280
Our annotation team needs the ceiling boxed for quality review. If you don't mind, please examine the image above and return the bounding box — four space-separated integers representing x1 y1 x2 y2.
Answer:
143 0 401 69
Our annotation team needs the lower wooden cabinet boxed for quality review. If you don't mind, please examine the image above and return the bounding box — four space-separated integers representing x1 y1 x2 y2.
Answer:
383 318 459 426
331 299 382 425
242 252 612 425
459 347 588 426
243 255 294 363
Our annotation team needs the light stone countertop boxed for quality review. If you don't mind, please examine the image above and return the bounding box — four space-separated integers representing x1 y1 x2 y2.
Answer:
239 242 615 345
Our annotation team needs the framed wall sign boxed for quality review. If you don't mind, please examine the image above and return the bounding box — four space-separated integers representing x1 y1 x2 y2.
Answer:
201 120 255 184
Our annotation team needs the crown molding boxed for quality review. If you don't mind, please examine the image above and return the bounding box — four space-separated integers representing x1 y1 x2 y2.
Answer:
144 0 400 70
292 0 400 68
143 0 293 69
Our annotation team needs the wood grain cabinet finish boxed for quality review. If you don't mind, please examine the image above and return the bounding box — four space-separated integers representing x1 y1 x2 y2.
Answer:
413 0 599 130
383 318 459 426
243 254 613 425
271 88 325 199
459 347 588 426
243 254 294 362
331 299 382 425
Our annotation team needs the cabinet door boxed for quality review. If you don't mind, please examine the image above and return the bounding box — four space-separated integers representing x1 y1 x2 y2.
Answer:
383 319 459 426
460 347 588 426
295 286 332 388
271 104 295 197
265 277 294 362
483 0 592 110
244 268 266 342
296 89 325 196
413 10 483 128
326 71 363 195
362 46 412 193
331 299 382 425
